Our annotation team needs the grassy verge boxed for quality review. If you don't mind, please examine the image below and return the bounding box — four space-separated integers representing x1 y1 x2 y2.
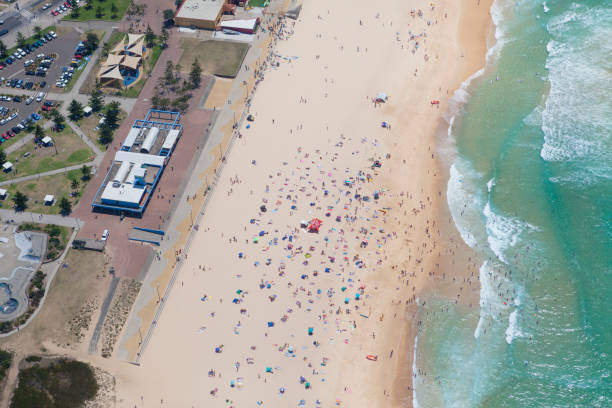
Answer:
10 358 98 408
6 26 56 59
62 0 130 22
0 123 93 182
247 0 270 7
0 168 91 215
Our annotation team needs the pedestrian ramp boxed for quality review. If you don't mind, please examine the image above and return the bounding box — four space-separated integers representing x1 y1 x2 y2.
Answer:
128 227 165 246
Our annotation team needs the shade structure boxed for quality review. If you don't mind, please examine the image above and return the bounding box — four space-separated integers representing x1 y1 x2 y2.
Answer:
120 55 141 70
127 37 145 56
111 39 127 55
103 53 125 68
127 33 144 48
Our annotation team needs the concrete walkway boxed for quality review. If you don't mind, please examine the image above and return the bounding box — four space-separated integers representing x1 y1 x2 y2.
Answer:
0 161 98 187
0 208 83 228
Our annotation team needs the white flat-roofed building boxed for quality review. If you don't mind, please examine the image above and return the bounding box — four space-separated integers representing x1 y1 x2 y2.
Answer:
0 188 7 199
101 183 146 208
44 194 55 205
175 0 225 30
122 127 141 151
160 129 181 156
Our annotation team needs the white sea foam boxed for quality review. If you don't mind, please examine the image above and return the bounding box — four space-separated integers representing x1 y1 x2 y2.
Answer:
542 2 550 13
447 161 484 249
486 177 495 193
505 309 523 344
483 201 538 264
540 5 612 163
412 334 421 408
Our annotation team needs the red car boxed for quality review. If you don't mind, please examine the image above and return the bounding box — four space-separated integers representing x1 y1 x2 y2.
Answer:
42 105 52 112
64 2 71 7
51 10 58 16
7 130 14 137
0 65 4 70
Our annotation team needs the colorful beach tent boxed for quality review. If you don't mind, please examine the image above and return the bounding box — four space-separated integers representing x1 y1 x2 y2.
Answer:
308 218 322 233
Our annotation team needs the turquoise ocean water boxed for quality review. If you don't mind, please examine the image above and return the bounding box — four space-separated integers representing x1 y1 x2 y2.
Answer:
413 0 612 406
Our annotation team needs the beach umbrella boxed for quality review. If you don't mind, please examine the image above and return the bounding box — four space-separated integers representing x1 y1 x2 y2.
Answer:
305 382 311 389
259 231 266 236
355 293 361 300
266 367 273 373
308 327 314 336
344 298 349 304
260 205 267 212
268 321 275 327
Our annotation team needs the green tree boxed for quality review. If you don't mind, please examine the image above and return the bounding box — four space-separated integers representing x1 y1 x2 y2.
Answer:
164 60 174 84
34 124 45 143
70 6 80 18
160 27 169 48
16 32 26 48
81 164 91 181
71 179 80 192
110 3 118 18
52 109 65 130
89 83 104 112
104 101 121 128
85 32 99 54
59 197 72 215
85 0 93 10
12 191 28 211
0 40 6 59
95 6 104 18
98 124 114 145
0 148 5 167
33 26 42 39
190 57 202 88
175 0 182 9
68 99 84 121
163 9 174 20
144 24 155 47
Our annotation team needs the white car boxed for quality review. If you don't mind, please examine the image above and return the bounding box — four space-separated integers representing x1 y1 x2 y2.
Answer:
25 97 34 105
36 92 45 102
50 31 57 38
101 229 109 241
24 59 34 67
36 53 45 59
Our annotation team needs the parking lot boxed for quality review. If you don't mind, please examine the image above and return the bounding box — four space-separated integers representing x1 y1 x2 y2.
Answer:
0 29 84 141
0 29 82 92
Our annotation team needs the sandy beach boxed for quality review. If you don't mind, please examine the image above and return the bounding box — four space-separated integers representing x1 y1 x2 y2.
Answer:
106 0 494 406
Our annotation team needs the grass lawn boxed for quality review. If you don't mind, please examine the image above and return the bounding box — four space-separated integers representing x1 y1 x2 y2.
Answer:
179 39 249 78
62 0 130 22
247 0 270 7
0 168 91 215
77 107 126 150
0 123 93 182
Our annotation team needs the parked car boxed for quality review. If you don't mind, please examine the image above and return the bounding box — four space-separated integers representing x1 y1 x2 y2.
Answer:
39 81 46 88
13 96 21 103
31 113 41 121
101 230 109 241
25 97 34 105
